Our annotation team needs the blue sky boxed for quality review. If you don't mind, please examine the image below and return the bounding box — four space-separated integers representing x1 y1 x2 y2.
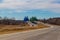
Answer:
0 0 60 20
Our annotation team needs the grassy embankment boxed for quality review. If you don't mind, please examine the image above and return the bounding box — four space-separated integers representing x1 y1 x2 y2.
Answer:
0 23 49 34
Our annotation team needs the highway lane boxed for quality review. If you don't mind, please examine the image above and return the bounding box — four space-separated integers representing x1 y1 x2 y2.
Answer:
0 25 59 40
25 26 60 40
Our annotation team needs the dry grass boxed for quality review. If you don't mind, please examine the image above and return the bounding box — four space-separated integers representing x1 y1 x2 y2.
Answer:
0 23 49 34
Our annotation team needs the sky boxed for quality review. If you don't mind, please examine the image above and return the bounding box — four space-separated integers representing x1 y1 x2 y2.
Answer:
0 0 60 20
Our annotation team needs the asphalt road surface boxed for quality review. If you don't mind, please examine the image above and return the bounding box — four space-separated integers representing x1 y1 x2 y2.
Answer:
0 25 60 40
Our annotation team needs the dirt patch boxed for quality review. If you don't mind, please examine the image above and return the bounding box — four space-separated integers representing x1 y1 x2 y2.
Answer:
0 24 49 34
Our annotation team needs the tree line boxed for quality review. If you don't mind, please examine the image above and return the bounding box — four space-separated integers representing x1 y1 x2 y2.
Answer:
41 17 60 25
0 16 38 25
0 16 60 25
0 16 26 25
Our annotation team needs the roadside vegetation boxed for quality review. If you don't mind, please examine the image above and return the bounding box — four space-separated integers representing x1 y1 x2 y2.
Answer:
0 16 49 34
40 17 60 25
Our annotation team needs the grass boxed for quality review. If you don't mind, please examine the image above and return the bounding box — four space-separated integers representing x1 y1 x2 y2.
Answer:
0 23 49 34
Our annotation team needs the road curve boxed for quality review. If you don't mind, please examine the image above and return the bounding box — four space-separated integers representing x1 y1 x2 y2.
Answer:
25 26 60 40
0 25 59 40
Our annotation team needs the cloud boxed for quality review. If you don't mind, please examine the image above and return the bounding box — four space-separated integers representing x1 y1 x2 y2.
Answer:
0 0 60 13
0 0 48 9
52 0 60 4
48 2 60 13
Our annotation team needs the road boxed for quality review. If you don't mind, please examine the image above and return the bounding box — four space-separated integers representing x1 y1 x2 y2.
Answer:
0 25 60 40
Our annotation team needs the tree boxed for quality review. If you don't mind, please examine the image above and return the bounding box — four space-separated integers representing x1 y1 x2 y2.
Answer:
3 16 8 20
0 16 2 24
30 17 38 22
43 18 47 23
24 16 29 22
0 16 2 20
10 17 15 20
